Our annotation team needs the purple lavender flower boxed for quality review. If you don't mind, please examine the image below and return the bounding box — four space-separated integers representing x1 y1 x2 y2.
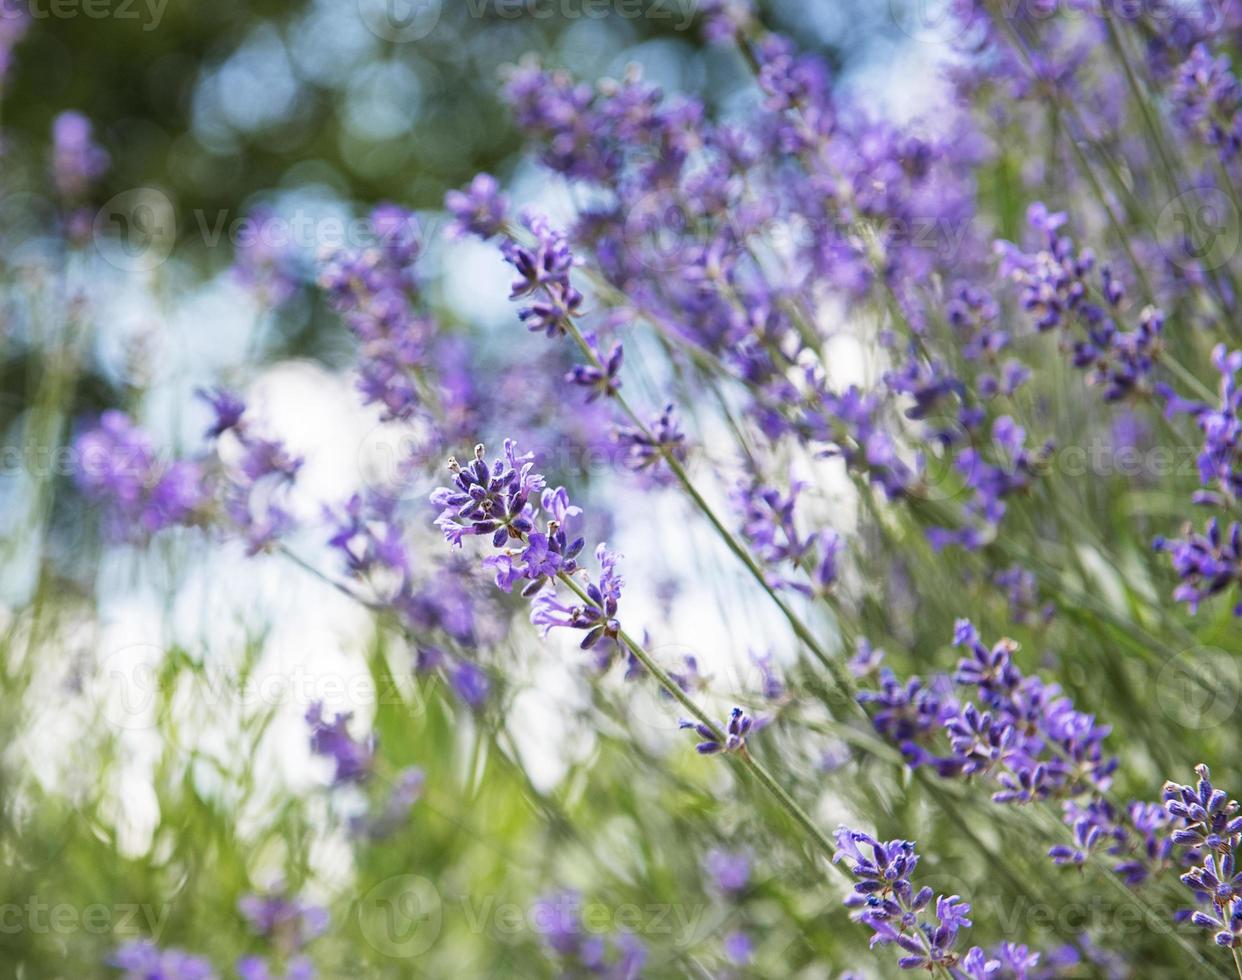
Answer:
833 827 985 973
613 404 686 477
445 173 508 240
1155 518 1242 615
74 411 208 538
1172 43 1242 160
351 766 425 840
681 707 753 755
1163 766 1242 949
0 7 28 87
305 702 374 785
239 890 328 953
501 212 582 337
51 110 109 200
109 940 215 979
533 891 647 979
318 204 433 421
231 208 302 307
705 848 751 895
566 332 623 402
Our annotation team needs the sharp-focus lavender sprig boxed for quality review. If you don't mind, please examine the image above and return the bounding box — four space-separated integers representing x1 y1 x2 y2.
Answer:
853 622 1191 890
833 827 989 975
1163 766 1242 956
430 441 626 659
1155 517 1242 615
680 707 755 756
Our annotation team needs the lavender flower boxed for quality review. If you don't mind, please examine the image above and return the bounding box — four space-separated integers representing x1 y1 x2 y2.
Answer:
501 212 582 337
1155 518 1242 615
109 940 215 979
1172 43 1242 160
613 404 686 476
51 110 109 200
681 707 754 755
1163 766 1242 949
305 702 374 785
445 173 508 240
567 332 623 402
533 891 647 979
74 411 208 538
318 204 433 421
431 442 626 659
705 848 751 895
231 208 302 307
833 827 985 973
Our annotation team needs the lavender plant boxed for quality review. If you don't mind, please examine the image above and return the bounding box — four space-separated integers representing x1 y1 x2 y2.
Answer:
10 0 1242 977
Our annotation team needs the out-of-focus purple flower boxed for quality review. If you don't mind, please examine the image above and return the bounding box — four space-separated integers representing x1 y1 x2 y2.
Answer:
613 404 686 478
109 940 215 980
318 204 433 421
567 333 623 402
232 208 302 307
449 660 490 707
723 931 753 965
533 891 646 979
51 110 109 200
0 7 29 86
1172 43 1242 160
351 766 425 840
239 890 328 953
706 849 751 895
445 173 508 240
74 411 209 538
305 702 374 785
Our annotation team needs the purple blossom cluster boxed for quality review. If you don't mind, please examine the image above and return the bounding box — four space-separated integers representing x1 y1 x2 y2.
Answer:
74 411 208 539
1172 43 1242 161
1163 766 1242 948
732 477 842 593
318 205 434 421
533 891 646 979
680 706 755 756
110 941 215 980
833 827 983 974
997 205 1164 402
431 441 626 660
50 110 109 201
